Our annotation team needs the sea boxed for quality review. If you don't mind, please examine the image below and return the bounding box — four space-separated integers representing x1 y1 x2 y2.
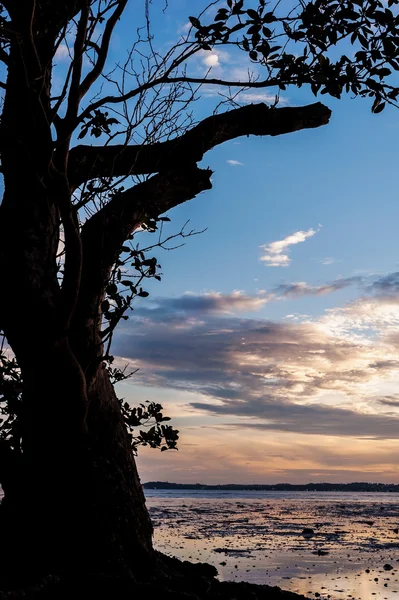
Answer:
145 489 399 600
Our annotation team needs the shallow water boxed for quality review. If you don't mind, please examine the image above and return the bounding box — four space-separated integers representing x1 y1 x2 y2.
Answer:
145 491 399 599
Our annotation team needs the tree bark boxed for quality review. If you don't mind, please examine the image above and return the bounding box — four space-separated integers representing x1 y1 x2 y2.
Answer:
0 362 153 587
0 25 153 585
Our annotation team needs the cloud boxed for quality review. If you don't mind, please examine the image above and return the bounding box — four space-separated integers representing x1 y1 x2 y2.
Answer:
259 228 319 267
114 282 399 441
131 276 368 324
136 425 399 484
203 53 220 68
315 295 399 340
237 92 289 105
143 291 272 316
274 276 363 298
178 21 191 35
132 271 399 325
189 49 288 107
377 396 399 408
367 271 399 296
199 401 399 439
54 44 70 61
321 257 337 265
197 48 230 73
226 159 243 166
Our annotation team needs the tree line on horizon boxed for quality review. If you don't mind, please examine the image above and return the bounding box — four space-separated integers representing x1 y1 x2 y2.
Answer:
144 482 399 491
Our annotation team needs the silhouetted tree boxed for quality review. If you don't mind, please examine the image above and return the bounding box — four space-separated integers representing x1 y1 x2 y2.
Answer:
0 0 398 589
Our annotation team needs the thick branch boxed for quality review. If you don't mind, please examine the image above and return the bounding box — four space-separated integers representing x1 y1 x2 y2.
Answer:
71 166 212 372
5 1 89 39
49 167 83 333
38 1 90 39
82 165 212 267
69 102 331 189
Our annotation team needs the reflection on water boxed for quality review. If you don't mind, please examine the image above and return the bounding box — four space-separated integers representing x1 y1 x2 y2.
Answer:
146 492 399 599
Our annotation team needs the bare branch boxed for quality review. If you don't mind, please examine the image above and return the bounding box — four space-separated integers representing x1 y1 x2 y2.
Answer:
79 0 128 100
63 2 90 135
76 73 287 127
68 102 331 189
82 165 212 262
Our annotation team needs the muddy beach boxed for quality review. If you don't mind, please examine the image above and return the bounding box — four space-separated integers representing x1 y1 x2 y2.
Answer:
146 491 399 600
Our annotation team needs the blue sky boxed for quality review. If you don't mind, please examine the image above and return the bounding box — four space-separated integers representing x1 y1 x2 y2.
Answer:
63 1 399 483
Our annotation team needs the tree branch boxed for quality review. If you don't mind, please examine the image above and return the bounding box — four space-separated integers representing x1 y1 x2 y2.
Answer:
50 167 83 334
78 0 128 100
82 165 212 268
76 74 288 126
68 102 331 189
71 166 212 371
64 2 90 132
0 47 9 66
69 100 331 373
0 1 20 20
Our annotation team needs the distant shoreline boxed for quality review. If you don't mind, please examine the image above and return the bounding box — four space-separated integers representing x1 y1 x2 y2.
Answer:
143 481 399 492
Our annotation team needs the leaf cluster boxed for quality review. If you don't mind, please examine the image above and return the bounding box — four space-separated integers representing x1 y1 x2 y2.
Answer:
119 399 179 454
99 214 198 363
78 109 120 140
190 0 399 111
0 335 22 454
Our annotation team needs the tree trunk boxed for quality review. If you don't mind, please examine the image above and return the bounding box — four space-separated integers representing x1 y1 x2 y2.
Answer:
0 361 153 587
84 366 154 565
0 33 153 587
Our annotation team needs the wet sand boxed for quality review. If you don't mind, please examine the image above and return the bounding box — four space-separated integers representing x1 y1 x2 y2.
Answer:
146 493 399 599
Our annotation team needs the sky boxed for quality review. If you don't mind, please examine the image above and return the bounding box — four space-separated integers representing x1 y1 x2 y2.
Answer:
72 1 399 484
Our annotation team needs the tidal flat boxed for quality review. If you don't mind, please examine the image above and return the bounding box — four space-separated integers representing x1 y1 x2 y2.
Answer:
146 491 399 600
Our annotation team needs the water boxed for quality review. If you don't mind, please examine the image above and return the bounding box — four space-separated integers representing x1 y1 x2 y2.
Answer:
145 490 399 599
145 489 399 501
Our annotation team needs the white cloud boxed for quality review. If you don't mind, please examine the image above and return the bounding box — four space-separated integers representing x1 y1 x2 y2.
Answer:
190 49 289 108
321 257 337 265
178 22 191 35
203 53 220 68
259 228 319 267
227 66 256 81
54 44 70 61
316 296 399 341
198 48 230 73
237 92 289 105
226 159 243 166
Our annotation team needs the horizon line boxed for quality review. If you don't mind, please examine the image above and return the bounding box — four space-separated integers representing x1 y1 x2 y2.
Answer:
143 480 399 487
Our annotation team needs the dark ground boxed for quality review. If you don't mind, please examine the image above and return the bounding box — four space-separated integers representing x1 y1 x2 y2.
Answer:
0 553 307 600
